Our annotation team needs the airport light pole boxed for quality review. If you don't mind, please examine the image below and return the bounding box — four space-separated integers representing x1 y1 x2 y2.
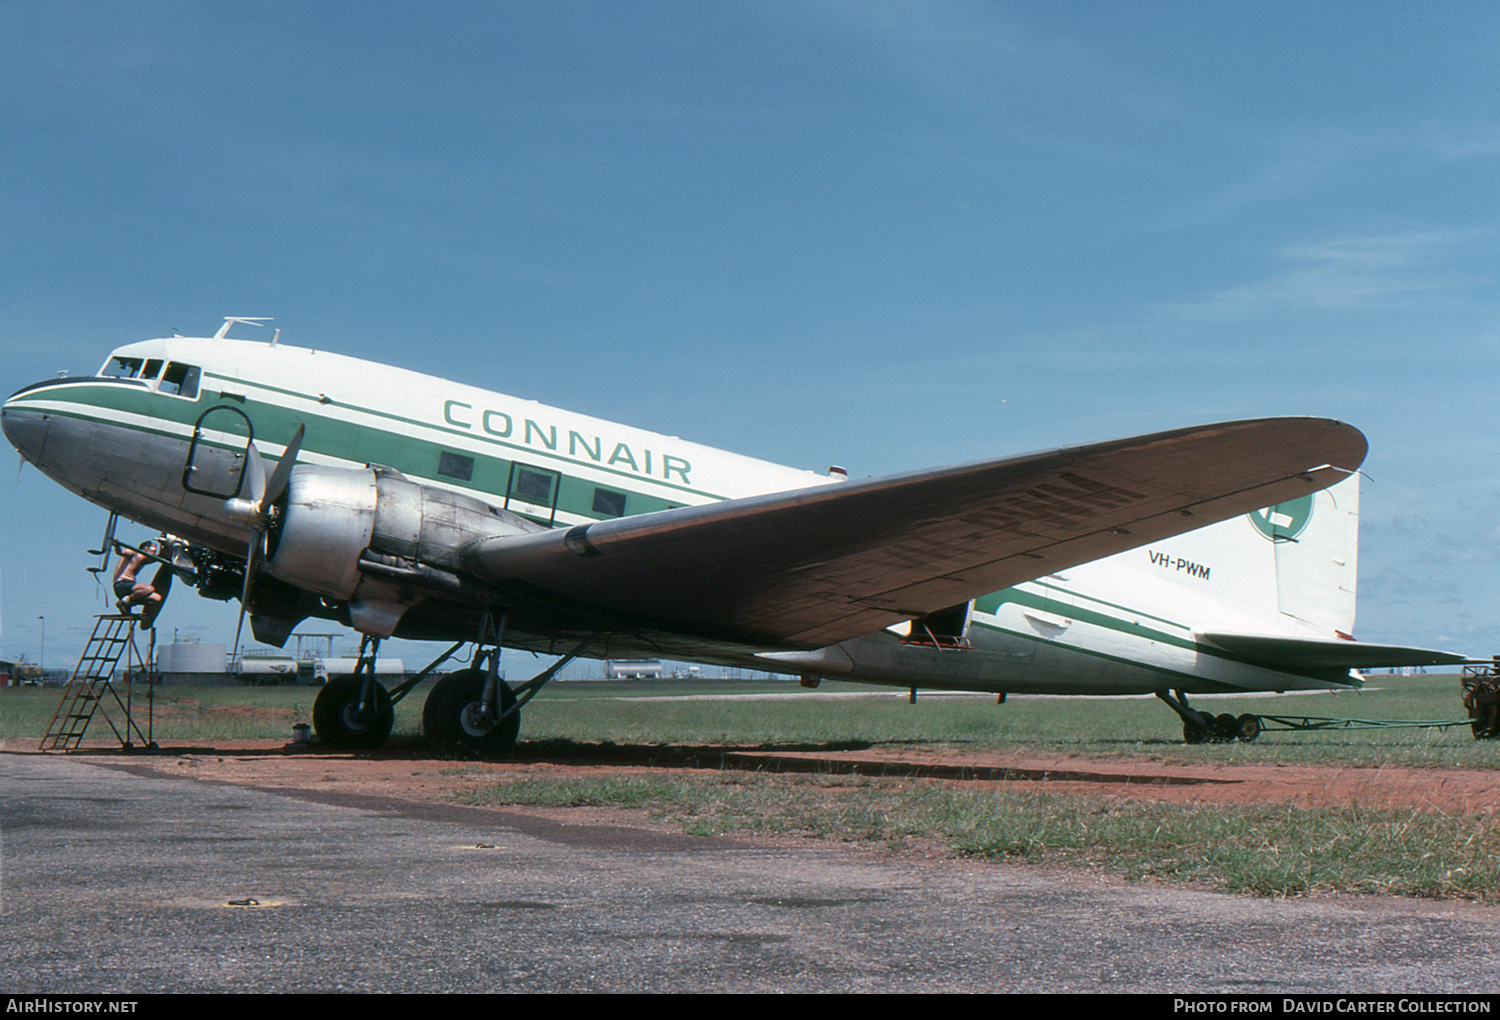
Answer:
37 615 44 673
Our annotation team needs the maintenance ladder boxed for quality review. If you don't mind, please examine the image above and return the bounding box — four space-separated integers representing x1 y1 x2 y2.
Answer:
39 614 156 751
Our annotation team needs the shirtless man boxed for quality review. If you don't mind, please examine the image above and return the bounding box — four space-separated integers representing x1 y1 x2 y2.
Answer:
113 539 165 616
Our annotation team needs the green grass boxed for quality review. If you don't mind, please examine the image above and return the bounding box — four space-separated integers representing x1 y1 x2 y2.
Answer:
518 674 1493 769
461 771 1500 901
0 673 1490 765
0 683 425 746
7 672 1500 901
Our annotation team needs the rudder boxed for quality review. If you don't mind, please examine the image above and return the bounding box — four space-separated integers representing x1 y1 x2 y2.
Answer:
1255 472 1359 637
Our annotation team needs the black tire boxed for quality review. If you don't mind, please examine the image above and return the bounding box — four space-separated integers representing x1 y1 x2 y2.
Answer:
1182 719 1209 744
1235 714 1262 742
423 668 520 757
1212 713 1241 743
313 674 394 749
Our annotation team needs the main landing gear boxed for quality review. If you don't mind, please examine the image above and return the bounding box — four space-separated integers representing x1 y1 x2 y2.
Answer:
424 663 519 755
422 628 602 756
312 636 397 749
1156 690 1262 744
313 674 394 748
308 623 603 757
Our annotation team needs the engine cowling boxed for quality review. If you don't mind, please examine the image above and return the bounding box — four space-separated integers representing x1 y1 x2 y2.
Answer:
263 464 545 630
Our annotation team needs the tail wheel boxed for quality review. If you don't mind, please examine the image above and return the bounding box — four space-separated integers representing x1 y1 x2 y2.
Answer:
1182 719 1210 744
313 674 394 749
423 668 520 757
1213 713 1242 742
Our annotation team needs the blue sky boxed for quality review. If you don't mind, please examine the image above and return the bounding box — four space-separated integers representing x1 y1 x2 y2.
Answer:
3 1 1499 672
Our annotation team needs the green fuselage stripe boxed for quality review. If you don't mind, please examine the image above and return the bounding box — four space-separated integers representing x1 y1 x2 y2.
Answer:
973 589 1352 684
208 370 729 502
26 381 700 524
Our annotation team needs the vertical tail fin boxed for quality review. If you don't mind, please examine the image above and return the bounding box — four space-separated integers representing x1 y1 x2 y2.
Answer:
1085 472 1361 640
1077 470 1460 669
1256 472 1359 637
1195 472 1462 668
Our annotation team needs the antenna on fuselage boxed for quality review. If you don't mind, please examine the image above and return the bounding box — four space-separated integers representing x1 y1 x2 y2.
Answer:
213 317 274 341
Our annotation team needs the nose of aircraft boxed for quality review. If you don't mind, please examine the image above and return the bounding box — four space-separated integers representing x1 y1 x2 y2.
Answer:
1 387 50 465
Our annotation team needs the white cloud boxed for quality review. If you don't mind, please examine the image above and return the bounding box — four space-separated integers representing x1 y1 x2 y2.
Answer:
1162 229 1487 321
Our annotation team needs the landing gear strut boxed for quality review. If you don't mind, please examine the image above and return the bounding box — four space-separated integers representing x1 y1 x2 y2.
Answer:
421 610 603 757
1157 690 1261 744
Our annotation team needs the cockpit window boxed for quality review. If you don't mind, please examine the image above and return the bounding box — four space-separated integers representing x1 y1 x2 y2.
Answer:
158 362 200 399
95 356 198 396
101 356 143 379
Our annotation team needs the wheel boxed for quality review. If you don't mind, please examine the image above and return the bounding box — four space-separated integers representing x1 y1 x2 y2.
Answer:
423 668 520 756
1235 714 1261 742
1213 713 1241 743
313 674 394 749
1182 718 1209 744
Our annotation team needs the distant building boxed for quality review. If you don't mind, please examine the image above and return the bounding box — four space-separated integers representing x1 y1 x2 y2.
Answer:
153 641 228 686
159 642 227 674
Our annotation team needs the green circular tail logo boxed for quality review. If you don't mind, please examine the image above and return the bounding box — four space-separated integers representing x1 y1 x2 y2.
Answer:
1249 494 1314 541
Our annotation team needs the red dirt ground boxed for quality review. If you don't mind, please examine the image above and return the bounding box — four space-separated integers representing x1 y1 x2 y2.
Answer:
43 738 1500 816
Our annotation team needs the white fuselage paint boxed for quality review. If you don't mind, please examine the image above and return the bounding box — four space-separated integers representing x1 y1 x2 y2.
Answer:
3 333 1361 697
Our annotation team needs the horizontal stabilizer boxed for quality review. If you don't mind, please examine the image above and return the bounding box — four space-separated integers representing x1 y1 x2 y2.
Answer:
1199 632 1468 670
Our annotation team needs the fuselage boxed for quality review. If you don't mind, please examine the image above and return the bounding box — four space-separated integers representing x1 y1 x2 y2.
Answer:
2 336 828 550
3 332 1361 696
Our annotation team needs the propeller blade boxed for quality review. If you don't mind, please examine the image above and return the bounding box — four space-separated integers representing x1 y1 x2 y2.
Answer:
232 531 264 662
229 422 304 662
138 561 172 631
244 441 266 506
259 424 305 512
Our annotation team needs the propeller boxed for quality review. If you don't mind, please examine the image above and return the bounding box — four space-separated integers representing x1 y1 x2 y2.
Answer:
229 425 305 656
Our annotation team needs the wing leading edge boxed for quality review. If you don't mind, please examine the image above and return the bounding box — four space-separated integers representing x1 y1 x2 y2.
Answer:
461 417 1368 649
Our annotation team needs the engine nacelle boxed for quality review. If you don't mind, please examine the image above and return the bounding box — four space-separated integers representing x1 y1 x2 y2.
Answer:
264 464 545 604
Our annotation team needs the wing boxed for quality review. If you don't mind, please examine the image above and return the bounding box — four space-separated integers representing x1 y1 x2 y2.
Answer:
462 417 1367 649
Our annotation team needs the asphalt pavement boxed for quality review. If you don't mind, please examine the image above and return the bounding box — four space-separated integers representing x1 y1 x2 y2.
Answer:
2 752 1498 994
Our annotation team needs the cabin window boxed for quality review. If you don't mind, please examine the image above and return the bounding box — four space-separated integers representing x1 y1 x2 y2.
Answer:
158 362 200 399
591 487 626 518
102 357 143 379
437 450 474 482
142 359 164 381
512 466 556 504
